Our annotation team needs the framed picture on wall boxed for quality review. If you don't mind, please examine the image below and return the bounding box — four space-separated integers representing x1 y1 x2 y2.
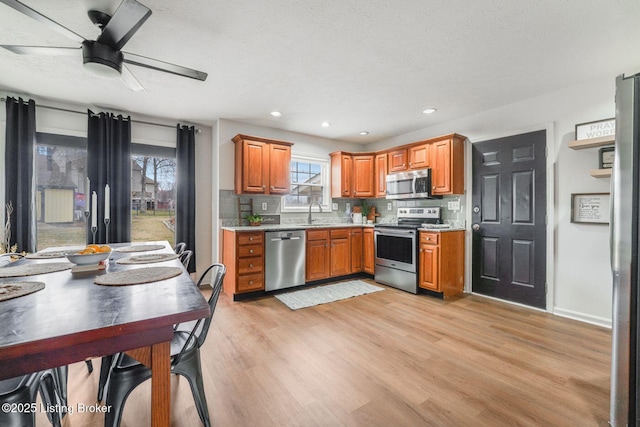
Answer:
574 118 615 140
599 146 615 169
571 193 610 224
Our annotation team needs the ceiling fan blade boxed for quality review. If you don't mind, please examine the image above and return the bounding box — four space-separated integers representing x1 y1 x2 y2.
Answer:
121 64 145 92
0 45 80 56
0 0 85 44
96 0 151 51
123 52 208 81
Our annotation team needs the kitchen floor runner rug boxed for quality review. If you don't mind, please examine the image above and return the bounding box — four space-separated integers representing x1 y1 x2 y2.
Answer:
275 280 384 310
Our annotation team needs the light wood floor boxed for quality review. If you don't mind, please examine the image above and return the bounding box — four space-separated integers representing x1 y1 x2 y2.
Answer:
38 280 611 426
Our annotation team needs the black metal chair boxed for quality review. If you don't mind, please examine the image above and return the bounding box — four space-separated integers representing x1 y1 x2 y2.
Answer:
0 368 65 427
180 249 193 270
104 263 226 427
173 242 186 255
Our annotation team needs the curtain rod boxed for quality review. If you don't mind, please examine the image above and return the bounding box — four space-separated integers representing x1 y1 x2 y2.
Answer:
1 97 201 132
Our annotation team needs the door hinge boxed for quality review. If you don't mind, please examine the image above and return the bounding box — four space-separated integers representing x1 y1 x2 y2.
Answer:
545 146 548 157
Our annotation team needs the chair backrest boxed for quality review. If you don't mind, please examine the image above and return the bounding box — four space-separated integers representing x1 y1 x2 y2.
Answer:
174 264 226 363
180 250 193 270
173 242 186 255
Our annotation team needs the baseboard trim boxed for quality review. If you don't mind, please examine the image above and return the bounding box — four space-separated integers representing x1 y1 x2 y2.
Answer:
552 307 612 329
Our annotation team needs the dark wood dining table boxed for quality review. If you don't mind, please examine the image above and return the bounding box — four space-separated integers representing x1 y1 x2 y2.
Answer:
0 241 210 427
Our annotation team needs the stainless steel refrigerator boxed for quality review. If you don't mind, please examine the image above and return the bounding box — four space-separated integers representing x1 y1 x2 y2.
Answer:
611 72 640 427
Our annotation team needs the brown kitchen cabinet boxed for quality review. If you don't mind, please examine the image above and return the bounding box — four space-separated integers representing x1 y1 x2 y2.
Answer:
387 148 408 172
375 153 387 197
330 228 351 276
222 229 265 296
350 228 363 273
419 230 465 298
408 143 430 170
330 152 375 198
232 134 293 195
430 136 465 195
306 229 331 281
363 227 374 274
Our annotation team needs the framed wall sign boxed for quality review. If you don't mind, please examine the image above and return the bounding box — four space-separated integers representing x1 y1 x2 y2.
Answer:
599 146 615 169
575 118 615 140
571 193 610 224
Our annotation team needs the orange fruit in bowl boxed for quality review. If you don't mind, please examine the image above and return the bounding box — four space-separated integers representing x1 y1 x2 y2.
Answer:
98 245 111 253
87 244 101 252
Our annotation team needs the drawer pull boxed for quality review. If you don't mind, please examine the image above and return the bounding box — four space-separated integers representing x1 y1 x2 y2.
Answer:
249 249 254 253
249 237 253 240
249 281 253 285
249 263 253 268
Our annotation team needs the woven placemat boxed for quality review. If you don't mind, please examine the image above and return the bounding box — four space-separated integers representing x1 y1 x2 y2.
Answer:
0 262 74 278
26 251 66 259
94 266 183 286
0 281 45 302
117 253 179 265
115 244 166 253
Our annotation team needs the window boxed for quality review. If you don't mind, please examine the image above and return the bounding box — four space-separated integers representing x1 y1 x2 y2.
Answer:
131 146 176 246
35 133 88 250
282 155 330 212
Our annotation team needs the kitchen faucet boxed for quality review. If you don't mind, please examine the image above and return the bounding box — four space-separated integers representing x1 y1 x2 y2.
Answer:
308 201 322 224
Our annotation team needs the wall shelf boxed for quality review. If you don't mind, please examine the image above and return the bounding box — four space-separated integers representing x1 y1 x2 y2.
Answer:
568 135 615 150
590 169 612 178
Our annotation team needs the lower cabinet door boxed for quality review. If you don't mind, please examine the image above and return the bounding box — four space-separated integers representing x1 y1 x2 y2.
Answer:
306 239 330 281
419 243 439 291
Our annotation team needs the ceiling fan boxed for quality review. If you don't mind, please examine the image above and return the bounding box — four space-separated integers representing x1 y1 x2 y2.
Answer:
0 0 208 91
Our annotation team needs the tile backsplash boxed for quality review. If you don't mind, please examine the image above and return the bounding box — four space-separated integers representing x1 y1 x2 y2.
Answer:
219 190 466 228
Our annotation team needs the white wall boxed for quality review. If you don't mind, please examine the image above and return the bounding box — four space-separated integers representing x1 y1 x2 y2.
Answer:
368 75 617 327
0 93 214 277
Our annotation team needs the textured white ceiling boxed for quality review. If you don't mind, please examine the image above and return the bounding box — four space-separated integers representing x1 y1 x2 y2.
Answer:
1 0 639 143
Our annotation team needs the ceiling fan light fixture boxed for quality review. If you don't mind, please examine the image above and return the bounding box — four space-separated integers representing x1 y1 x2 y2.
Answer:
82 40 122 79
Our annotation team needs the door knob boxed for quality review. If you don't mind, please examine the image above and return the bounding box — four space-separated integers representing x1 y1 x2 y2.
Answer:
472 224 480 231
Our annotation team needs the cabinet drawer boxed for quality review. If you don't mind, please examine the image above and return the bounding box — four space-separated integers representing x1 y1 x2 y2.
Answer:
307 229 329 241
238 257 263 275
237 273 264 292
238 244 263 257
238 232 263 245
330 228 350 239
420 232 439 245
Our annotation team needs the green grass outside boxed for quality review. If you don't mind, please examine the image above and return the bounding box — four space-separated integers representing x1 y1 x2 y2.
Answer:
37 212 175 250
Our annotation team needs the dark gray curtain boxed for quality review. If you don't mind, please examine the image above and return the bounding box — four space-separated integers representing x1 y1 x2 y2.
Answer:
4 97 37 253
87 111 131 244
176 125 196 273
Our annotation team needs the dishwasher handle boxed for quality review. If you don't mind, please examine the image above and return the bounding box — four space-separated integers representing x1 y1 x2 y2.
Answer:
270 236 302 241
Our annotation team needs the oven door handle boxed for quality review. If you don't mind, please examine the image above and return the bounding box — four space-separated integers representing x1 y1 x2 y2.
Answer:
375 229 417 238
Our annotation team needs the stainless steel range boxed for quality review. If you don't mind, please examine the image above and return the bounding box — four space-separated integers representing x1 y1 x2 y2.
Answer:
374 207 441 293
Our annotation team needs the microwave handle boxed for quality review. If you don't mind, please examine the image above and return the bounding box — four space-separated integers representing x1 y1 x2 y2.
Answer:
412 175 417 193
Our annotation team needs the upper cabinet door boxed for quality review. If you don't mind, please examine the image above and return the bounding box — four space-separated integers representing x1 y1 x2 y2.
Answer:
375 153 387 197
352 155 374 197
408 143 430 170
269 143 291 194
242 139 268 193
387 149 408 172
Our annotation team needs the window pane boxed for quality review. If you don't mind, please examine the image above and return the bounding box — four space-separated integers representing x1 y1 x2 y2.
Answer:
283 156 328 210
35 143 88 249
131 156 176 246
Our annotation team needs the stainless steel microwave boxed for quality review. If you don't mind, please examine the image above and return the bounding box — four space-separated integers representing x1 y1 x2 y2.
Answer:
385 169 432 199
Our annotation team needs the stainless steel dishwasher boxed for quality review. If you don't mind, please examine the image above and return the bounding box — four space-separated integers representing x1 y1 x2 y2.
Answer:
265 230 306 291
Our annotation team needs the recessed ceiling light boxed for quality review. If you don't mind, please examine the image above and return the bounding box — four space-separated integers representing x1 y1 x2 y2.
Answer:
270 111 282 117
321 121 331 127
422 108 437 114
359 131 369 136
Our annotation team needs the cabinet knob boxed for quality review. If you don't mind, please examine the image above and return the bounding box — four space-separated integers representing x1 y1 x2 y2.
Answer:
249 237 253 240
249 281 253 285
270 186 275 190
249 263 253 268
249 249 254 253
425 237 430 241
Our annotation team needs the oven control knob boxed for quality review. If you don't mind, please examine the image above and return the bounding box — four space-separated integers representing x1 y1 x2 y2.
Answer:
472 224 480 231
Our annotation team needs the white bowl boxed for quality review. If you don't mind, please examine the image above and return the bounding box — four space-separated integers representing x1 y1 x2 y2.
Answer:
65 251 111 266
